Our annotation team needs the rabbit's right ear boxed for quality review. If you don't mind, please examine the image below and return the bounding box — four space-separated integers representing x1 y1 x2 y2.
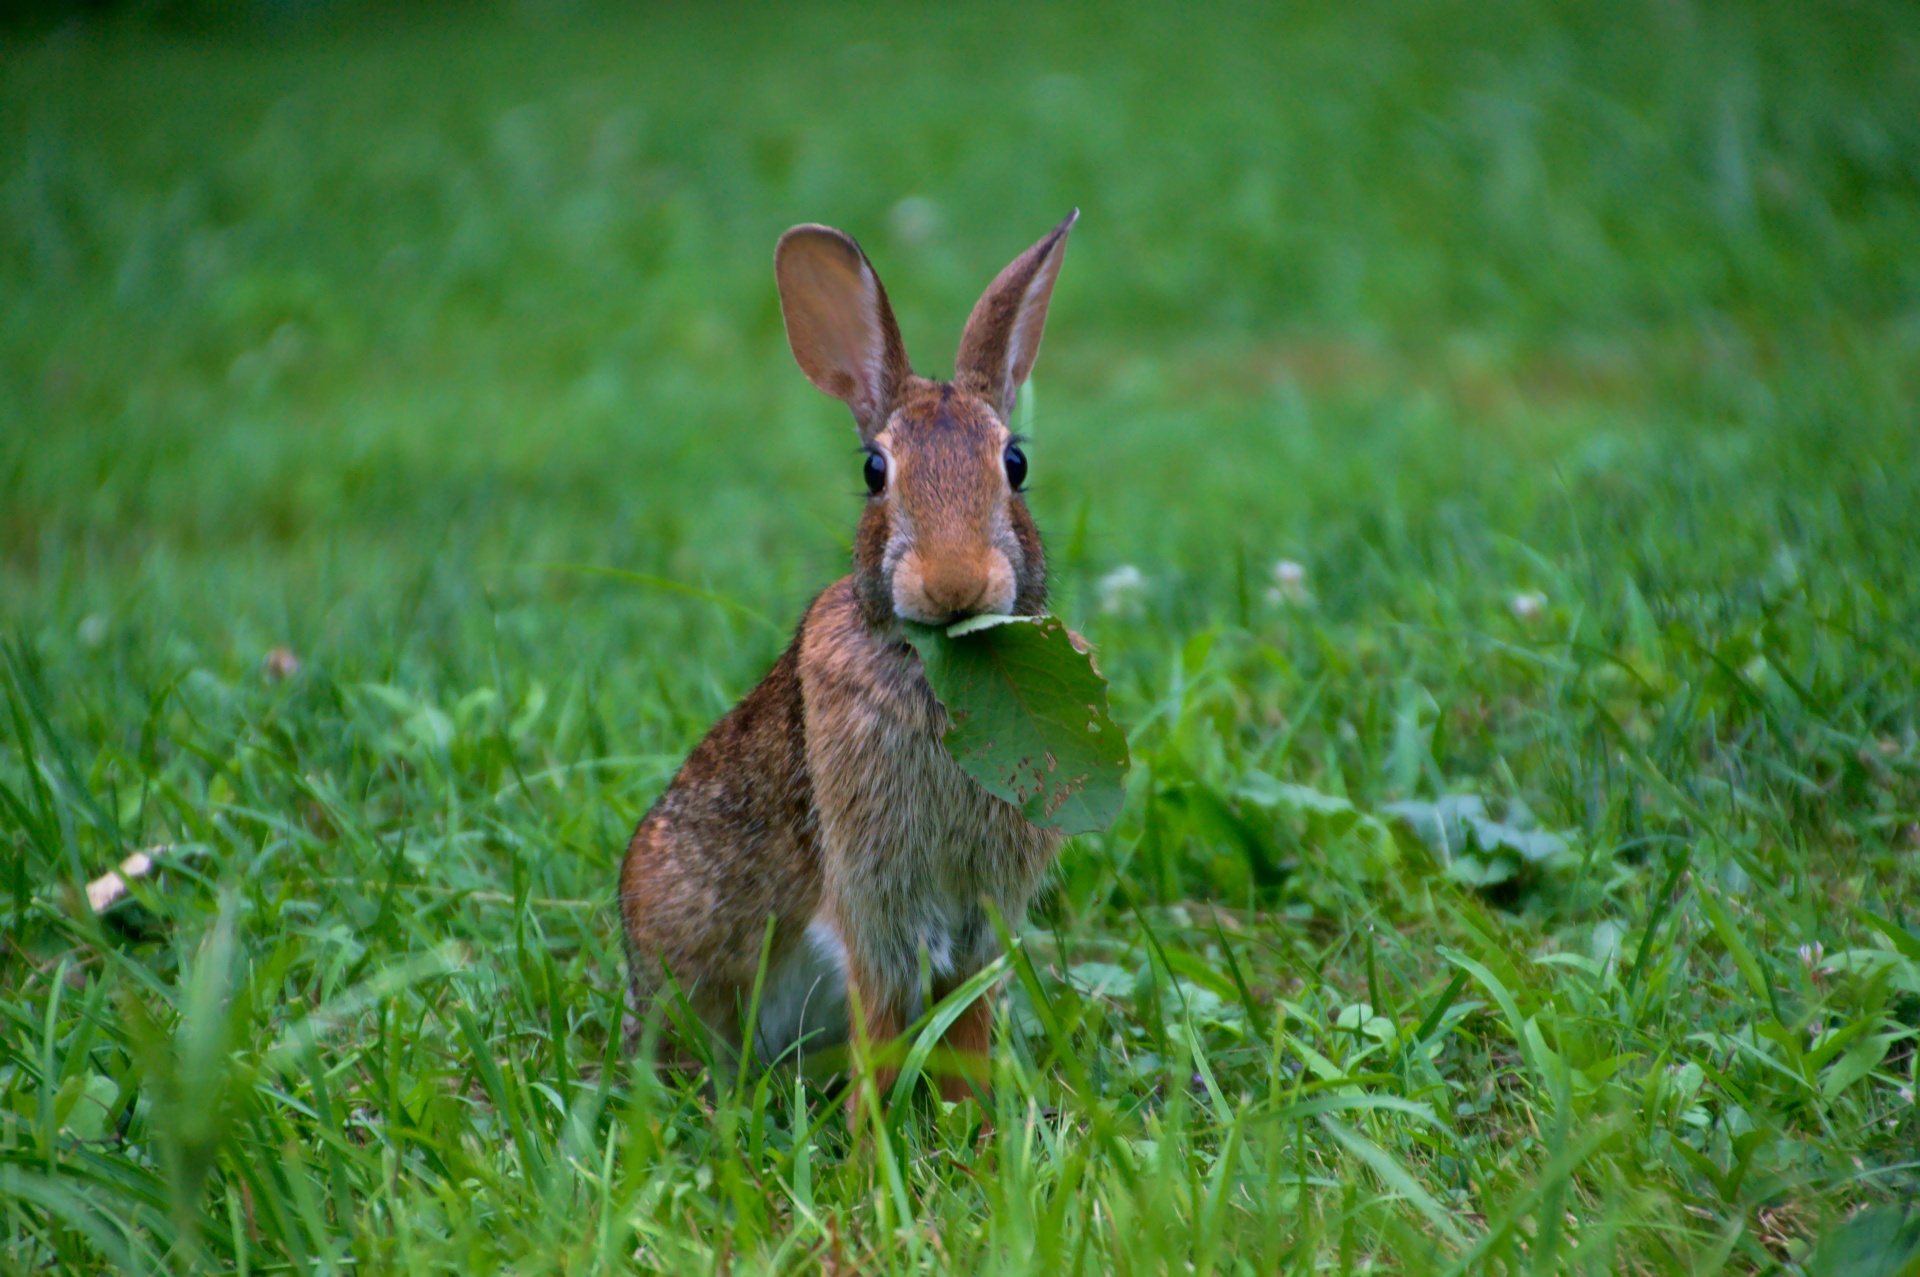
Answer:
775 225 912 440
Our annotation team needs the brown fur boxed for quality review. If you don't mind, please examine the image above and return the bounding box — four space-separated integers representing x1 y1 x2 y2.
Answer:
619 213 1079 1111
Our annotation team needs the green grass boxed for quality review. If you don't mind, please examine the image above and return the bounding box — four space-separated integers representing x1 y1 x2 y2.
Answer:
5 0 1920 1270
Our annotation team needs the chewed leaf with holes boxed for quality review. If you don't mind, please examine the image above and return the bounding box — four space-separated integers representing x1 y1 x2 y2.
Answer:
902 614 1129 834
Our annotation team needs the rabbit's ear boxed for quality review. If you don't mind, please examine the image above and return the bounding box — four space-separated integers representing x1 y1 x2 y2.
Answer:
776 225 912 439
954 210 1078 422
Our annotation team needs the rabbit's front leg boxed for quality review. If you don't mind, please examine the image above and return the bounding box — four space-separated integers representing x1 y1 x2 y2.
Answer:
934 992 993 1107
844 951 903 1125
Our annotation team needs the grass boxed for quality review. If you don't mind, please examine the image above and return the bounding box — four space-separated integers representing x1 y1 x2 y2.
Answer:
4 0 1920 1270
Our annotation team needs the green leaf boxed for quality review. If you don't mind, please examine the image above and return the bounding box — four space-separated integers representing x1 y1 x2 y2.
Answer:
1319 1117 1470 1250
1385 794 1571 865
1821 1031 1894 1100
1807 1202 1920 1277
902 614 1129 834
1858 908 1920 963
1234 772 1357 821
1698 888 1773 1007
1384 794 1574 892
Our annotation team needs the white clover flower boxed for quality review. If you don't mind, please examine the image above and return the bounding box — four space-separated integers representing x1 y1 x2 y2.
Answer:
1266 559 1311 606
1509 591 1548 622
888 196 941 245
78 614 110 649
1098 565 1147 616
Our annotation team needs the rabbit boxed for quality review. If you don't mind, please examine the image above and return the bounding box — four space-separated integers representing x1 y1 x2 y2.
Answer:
618 210 1079 1111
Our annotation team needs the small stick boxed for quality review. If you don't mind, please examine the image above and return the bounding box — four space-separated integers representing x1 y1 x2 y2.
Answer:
85 846 173 913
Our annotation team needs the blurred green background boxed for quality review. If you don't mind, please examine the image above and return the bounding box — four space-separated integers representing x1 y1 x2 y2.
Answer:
5 1 1920 1269
9 0 1916 642
7 0 1917 874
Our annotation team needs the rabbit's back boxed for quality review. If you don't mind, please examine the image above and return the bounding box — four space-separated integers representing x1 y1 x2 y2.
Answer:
618 633 824 1044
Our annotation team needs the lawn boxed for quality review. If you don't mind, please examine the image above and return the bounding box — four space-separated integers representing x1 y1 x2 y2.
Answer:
4 1 1920 1271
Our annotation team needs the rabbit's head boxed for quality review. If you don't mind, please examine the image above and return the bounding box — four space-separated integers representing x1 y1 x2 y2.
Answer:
776 212 1077 628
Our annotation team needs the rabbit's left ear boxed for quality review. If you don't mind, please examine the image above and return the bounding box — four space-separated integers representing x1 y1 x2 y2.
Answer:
955 210 1078 423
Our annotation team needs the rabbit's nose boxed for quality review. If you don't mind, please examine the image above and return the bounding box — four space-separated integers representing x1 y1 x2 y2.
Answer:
895 546 1017 625
919 562 992 620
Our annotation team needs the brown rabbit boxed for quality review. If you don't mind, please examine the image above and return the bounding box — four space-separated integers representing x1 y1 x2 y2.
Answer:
618 211 1079 1109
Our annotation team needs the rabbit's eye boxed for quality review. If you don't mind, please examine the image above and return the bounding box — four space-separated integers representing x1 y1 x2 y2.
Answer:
863 450 888 496
1003 443 1028 491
